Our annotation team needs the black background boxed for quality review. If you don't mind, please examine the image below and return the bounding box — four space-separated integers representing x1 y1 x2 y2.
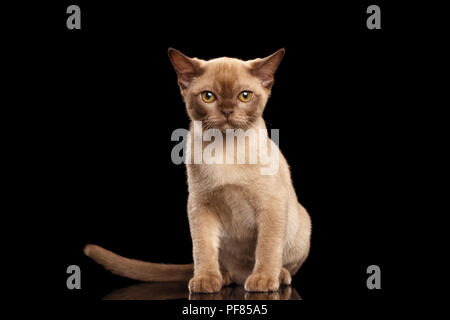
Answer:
23 0 424 306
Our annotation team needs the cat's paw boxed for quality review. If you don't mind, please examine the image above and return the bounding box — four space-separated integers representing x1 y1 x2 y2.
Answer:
244 273 280 292
189 273 223 293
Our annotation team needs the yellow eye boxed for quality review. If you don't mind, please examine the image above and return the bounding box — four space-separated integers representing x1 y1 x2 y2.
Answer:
238 91 253 102
201 91 216 103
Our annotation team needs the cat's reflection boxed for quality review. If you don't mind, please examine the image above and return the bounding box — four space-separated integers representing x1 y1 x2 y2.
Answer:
103 282 301 300
189 286 301 300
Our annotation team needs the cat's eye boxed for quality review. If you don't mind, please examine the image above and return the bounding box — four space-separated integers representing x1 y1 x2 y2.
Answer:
238 91 253 102
201 91 216 103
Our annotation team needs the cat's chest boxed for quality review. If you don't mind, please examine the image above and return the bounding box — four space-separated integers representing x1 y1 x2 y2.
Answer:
213 186 257 240
186 130 262 189
202 164 252 187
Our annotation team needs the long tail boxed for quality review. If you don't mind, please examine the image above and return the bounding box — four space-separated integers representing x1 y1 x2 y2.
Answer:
84 244 193 282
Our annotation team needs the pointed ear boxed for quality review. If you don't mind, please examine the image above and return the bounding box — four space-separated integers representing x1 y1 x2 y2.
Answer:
168 48 202 89
250 48 285 88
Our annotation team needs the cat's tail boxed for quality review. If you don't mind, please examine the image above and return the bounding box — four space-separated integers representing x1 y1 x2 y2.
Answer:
83 244 193 282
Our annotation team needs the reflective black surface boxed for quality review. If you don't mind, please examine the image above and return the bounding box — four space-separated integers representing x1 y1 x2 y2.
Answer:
103 282 301 300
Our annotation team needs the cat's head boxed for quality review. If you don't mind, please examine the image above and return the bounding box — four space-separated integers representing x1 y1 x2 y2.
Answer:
168 48 285 130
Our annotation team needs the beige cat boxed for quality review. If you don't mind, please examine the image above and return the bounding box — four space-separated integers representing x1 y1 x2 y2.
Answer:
84 48 311 293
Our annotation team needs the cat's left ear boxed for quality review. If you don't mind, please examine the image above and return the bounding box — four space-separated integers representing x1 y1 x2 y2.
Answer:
250 48 285 89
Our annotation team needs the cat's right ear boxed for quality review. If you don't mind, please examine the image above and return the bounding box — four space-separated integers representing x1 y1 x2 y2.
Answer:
168 48 202 89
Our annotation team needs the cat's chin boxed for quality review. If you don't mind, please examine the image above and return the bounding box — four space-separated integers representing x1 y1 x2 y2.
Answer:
216 123 246 132
201 118 252 132
220 122 236 131
218 119 253 131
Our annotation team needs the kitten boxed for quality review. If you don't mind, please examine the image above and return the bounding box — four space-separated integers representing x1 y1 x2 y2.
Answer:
84 48 311 293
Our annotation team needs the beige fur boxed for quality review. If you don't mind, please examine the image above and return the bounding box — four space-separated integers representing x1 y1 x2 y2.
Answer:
84 48 311 293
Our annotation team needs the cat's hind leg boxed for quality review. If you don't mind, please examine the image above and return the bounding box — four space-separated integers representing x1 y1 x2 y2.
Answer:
279 267 292 286
221 270 233 286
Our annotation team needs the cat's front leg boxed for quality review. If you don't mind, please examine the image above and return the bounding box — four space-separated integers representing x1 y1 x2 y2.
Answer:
187 202 223 293
245 200 287 292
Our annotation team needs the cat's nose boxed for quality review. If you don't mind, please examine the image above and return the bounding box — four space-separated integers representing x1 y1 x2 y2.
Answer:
221 110 233 121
